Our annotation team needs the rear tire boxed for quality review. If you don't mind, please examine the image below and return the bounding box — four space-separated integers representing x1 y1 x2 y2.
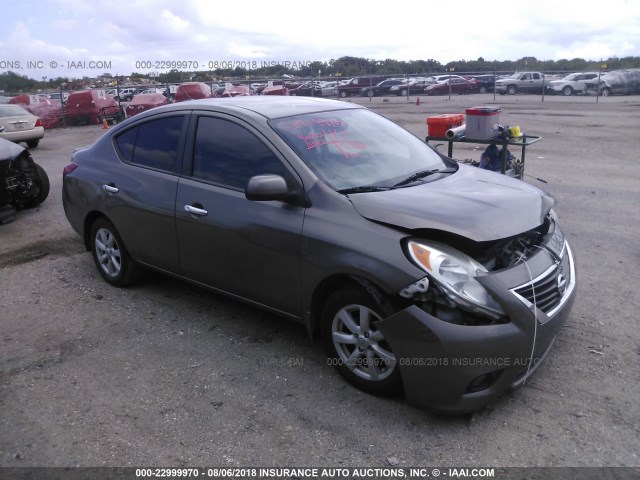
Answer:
90 218 139 287
321 283 402 397
26 139 39 148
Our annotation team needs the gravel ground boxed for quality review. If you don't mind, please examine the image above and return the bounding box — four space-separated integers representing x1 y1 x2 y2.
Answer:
0 94 639 471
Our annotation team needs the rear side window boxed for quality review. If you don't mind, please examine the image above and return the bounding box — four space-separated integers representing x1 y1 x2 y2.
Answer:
114 116 185 172
192 116 288 190
115 127 136 162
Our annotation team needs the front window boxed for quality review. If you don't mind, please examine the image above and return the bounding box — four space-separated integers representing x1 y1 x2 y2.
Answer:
192 116 289 190
270 109 450 191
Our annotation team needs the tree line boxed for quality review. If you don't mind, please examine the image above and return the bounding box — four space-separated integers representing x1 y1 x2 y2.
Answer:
2 55 640 93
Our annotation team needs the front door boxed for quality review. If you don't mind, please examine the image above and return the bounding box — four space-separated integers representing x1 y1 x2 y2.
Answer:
175 115 305 316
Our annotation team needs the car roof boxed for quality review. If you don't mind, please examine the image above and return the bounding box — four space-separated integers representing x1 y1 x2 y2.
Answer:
142 96 363 120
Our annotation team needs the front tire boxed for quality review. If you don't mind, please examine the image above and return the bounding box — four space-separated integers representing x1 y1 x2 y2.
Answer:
28 163 49 207
507 85 517 95
321 284 402 396
12 163 50 209
600 87 611 97
90 218 139 287
562 86 573 96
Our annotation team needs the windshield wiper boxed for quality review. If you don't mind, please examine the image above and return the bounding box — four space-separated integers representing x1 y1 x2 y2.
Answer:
392 167 457 188
337 185 390 194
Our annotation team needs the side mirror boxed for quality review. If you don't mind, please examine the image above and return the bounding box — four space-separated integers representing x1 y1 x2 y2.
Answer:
245 174 290 202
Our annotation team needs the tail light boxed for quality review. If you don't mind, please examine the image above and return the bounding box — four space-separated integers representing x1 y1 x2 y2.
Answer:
34 118 43 127
63 162 79 177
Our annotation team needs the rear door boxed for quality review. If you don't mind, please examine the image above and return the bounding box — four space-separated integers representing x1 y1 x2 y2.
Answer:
175 113 306 316
107 113 188 273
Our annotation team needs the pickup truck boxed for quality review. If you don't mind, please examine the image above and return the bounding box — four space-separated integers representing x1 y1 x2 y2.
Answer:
495 72 546 95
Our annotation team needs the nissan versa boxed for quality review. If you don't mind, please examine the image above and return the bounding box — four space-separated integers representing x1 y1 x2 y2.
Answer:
62 96 577 414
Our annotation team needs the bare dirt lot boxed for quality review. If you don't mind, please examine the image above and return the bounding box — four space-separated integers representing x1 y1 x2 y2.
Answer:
1 94 639 471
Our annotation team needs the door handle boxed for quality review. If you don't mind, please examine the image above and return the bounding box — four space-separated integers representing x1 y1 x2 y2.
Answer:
184 205 208 216
102 184 119 193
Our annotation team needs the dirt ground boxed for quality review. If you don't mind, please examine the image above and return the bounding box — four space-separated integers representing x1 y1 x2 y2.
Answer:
0 93 639 470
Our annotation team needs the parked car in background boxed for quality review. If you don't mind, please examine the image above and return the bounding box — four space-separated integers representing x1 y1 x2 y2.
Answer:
584 69 640 96
107 87 137 102
10 94 63 130
360 79 407 97
321 81 338 97
62 96 577 415
546 72 598 96
47 92 69 104
390 78 436 96
424 78 476 95
124 93 169 118
470 74 497 94
0 104 44 148
119 88 137 102
66 90 121 125
174 82 216 102
495 72 546 95
427 74 467 83
261 85 289 96
221 84 251 97
337 76 386 97
289 82 323 97
139 88 167 95
255 80 292 95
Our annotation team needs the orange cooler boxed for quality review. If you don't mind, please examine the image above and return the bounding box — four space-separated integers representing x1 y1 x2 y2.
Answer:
426 114 464 138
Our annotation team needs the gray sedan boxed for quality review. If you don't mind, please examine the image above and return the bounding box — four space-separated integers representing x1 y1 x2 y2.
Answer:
62 97 577 414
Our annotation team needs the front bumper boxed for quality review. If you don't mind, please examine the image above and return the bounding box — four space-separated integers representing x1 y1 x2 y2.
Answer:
378 242 577 414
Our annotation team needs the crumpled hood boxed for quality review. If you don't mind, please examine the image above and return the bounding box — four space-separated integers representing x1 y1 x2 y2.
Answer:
0 137 26 162
348 165 555 242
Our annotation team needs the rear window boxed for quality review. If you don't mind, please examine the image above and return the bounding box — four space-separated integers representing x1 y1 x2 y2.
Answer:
0 105 30 117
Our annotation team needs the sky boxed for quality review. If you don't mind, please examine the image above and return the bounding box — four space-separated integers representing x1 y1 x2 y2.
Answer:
1 0 639 79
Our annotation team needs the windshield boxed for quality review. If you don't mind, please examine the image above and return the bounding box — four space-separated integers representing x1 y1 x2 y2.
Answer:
270 108 450 191
563 74 579 80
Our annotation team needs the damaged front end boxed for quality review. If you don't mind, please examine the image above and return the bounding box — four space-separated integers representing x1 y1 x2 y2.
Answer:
378 212 577 413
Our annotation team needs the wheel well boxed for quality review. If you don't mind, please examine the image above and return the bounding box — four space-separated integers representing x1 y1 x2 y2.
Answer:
308 274 391 338
82 211 107 250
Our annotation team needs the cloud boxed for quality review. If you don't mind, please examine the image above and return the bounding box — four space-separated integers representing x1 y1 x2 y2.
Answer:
1 0 638 78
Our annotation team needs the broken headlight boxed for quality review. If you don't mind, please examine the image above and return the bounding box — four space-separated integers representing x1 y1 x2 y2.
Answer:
406 240 505 318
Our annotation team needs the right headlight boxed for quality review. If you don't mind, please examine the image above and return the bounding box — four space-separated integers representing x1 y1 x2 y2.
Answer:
406 240 505 318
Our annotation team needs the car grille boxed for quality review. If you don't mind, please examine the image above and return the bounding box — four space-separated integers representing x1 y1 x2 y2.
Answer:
511 243 575 321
